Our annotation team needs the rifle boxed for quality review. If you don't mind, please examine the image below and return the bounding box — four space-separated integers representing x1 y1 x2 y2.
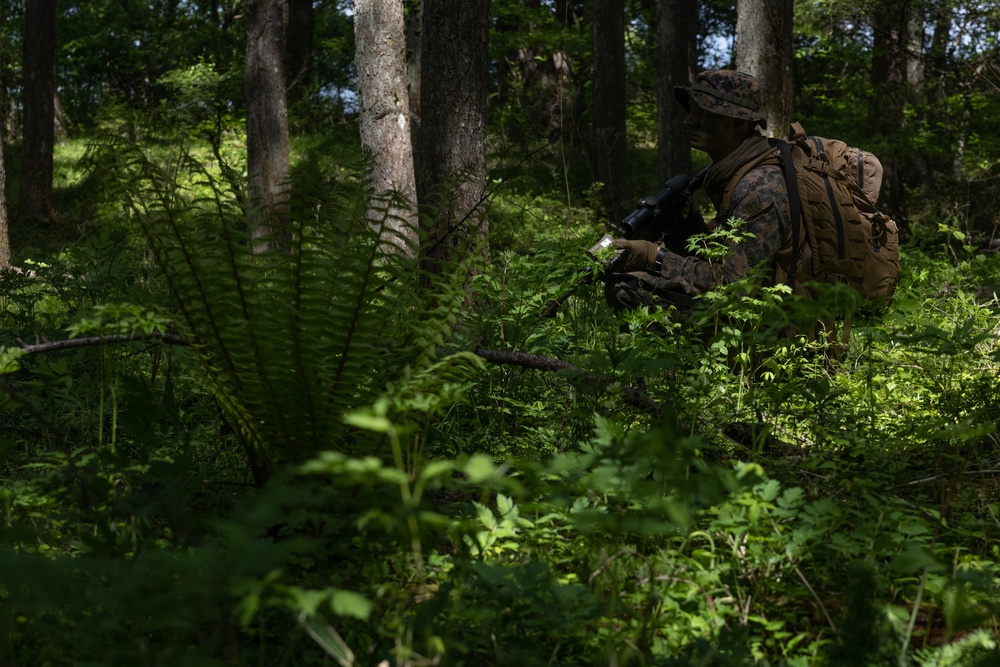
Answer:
542 167 708 317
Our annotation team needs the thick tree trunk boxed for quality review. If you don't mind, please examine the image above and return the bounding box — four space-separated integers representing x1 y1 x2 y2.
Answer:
245 0 292 252
20 0 56 225
417 0 490 276
592 0 629 222
655 0 697 181
285 0 314 104
355 0 419 256
734 0 794 138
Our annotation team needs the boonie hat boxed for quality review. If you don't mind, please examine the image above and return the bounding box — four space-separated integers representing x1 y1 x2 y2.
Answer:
674 70 765 124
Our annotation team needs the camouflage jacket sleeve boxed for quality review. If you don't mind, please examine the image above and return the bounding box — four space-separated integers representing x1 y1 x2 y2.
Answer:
654 164 790 295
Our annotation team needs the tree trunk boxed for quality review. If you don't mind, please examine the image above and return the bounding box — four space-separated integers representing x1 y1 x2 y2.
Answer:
0 108 11 269
592 0 629 222
925 0 953 182
355 0 419 256
906 12 925 106
245 0 292 252
405 0 422 166
19 0 56 226
734 0 794 138
286 0 314 104
494 1 580 145
555 0 586 28
869 0 911 215
655 0 697 181
53 89 69 141
926 0 953 107
417 0 490 276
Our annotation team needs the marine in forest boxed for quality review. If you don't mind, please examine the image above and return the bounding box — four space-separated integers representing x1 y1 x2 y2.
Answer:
603 69 792 313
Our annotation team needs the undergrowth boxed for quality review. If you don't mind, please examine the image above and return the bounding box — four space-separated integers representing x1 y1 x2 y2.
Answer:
0 133 998 667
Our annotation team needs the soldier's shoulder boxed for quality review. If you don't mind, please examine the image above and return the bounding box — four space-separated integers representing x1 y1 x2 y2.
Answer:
733 163 787 204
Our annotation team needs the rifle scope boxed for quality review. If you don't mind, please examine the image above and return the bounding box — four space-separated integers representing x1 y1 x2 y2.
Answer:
619 173 690 235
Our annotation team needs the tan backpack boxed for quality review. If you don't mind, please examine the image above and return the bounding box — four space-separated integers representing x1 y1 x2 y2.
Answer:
724 122 901 305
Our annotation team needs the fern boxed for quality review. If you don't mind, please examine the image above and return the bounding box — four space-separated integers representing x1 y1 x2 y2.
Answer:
101 141 480 483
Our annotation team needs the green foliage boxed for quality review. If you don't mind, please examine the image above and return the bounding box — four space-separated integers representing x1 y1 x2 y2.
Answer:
4 137 1000 665
87 139 489 485
0 211 998 667
5 3 1000 664
57 0 244 128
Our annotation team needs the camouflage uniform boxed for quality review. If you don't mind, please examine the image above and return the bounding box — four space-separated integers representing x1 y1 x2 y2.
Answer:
605 70 793 312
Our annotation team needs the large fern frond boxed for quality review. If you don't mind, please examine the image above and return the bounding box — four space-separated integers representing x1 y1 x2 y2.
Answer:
105 142 441 482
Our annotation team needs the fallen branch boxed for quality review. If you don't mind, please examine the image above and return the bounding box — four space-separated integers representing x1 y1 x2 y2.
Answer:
888 468 1000 490
8 334 664 418
15 332 194 355
474 348 662 417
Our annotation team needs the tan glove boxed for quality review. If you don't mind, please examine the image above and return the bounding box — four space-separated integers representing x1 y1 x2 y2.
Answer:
611 239 660 272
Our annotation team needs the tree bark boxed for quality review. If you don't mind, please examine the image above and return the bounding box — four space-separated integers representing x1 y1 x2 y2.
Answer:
592 0 629 222
245 0 292 252
0 107 10 269
926 0 953 108
417 0 490 276
869 0 911 215
493 4 579 149
355 0 419 257
286 0 315 104
734 0 794 138
554 0 586 28
405 0 422 167
19 0 57 225
655 0 697 181
906 12 925 107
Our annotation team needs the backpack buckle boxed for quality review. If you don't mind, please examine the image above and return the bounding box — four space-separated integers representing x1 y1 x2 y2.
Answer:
808 157 830 175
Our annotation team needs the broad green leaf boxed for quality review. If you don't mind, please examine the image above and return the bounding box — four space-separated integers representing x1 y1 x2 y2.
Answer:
464 454 497 483
419 460 455 482
342 411 394 433
474 501 497 530
329 590 372 620
891 544 943 575
0 347 26 375
496 493 514 517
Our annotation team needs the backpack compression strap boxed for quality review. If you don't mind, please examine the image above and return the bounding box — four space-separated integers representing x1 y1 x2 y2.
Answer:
857 151 866 193
773 139 802 289
811 137 847 261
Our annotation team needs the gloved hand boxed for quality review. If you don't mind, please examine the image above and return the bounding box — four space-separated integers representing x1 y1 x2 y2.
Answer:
611 239 660 272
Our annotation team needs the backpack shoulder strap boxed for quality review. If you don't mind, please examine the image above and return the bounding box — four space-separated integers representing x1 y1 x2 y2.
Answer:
773 139 802 288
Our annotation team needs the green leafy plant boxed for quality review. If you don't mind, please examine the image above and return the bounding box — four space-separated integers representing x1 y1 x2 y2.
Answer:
97 140 485 484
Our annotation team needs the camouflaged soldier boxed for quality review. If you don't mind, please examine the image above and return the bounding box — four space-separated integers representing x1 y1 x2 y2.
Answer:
605 70 792 312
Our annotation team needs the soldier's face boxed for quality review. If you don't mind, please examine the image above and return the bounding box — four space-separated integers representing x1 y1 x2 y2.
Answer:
685 105 747 161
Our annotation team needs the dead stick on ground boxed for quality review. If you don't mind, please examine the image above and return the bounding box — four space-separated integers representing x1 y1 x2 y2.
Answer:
15 332 193 355
9 335 664 418
473 348 662 417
